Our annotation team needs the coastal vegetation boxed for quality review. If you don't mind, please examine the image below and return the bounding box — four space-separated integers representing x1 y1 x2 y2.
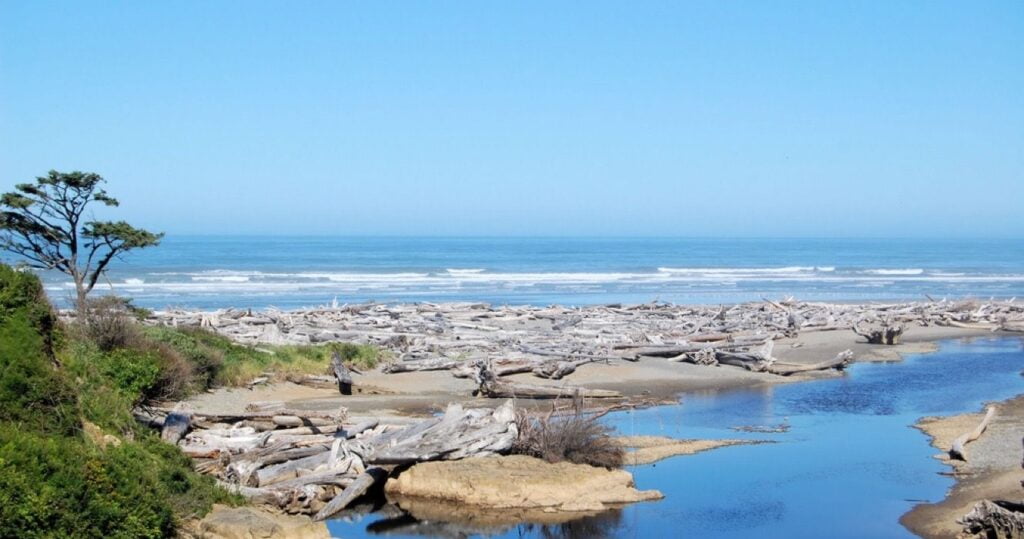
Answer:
140 326 382 387
0 263 384 537
512 404 625 469
0 264 234 538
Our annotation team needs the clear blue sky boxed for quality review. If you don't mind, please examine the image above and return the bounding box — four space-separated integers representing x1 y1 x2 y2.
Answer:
1 2 1021 237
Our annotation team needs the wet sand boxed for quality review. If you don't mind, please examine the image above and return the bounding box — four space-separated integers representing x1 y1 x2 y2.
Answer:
903 394 1024 538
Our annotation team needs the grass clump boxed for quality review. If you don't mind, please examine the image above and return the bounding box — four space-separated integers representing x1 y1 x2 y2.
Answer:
142 326 382 387
512 401 624 469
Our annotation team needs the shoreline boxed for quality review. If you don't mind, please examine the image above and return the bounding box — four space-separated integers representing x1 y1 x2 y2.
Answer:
902 394 1024 538
179 307 1004 420
168 300 1022 535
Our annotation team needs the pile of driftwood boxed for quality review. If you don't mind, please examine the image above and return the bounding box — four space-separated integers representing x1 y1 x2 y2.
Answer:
139 401 518 520
148 299 1024 386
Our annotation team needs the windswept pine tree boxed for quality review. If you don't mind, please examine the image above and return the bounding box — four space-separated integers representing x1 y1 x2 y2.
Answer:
0 170 163 309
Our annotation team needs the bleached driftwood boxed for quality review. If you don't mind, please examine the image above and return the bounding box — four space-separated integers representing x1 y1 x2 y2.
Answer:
474 362 622 399
313 467 388 521
148 400 522 516
766 350 853 376
366 401 518 465
853 321 905 345
949 405 996 461
145 299 1024 385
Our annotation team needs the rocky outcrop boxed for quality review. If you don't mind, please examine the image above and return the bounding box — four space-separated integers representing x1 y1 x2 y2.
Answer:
189 505 329 539
384 455 662 515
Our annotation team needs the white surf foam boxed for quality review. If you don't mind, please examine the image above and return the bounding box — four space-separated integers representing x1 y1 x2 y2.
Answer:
862 269 924 276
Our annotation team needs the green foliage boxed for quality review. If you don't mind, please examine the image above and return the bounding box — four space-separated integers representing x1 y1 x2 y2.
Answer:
0 312 79 436
0 170 162 306
0 266 76 435
62 341 190 433
97 349 161 404
140 326 226 389
0 264 237 537
142 325 382 387
0 264 59 355
0 426 236 539
329 341 382 370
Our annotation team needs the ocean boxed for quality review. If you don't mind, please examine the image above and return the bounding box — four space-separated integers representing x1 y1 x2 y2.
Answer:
28 236 1024 310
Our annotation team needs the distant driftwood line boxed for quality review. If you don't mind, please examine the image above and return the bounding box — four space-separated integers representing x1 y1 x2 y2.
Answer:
148 298 1024 392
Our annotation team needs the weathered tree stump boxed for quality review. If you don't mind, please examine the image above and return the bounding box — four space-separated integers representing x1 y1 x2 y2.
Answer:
959 500 1024 538
161 411 191 445
853 322 905 345
330 351 353 395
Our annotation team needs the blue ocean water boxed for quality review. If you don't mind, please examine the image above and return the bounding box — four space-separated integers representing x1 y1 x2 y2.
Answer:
27 236 1024 309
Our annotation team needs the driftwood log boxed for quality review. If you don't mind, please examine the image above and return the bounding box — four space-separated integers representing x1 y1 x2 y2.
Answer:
767 350 853 376
161 411 191 445
532 358 602 380
146 400 522 516
383 358 460 374
314 467 388 521
146 299 1024 385
474 363 622 399
853 321 905 345
367 401 518 465
949 406 996 461
959 500 1024 538
330 351 353 395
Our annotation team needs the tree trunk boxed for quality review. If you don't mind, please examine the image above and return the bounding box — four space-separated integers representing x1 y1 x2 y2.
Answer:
74 278 89 315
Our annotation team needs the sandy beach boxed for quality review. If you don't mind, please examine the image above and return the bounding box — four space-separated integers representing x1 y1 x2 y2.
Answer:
181 321 999 420
168 301 1022 536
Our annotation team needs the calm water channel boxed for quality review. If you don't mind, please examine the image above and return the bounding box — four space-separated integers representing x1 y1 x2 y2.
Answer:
328 337 1024 538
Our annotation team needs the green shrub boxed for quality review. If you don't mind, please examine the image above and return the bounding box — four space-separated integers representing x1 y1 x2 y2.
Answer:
142 325 383 387
328 342 381 370
0 264 59 356
0 264 237 537
0 425 236 539
80 296 140 352
141 326 225 389
60 342 136 433
97 349 161 403
0 311 78 436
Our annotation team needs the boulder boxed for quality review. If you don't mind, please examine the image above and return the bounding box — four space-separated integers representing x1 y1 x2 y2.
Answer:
385 455 662 515
194 505 329 539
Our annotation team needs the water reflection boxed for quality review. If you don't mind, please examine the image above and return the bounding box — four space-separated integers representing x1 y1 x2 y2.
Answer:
328 337 1024 539
514 510 622 539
